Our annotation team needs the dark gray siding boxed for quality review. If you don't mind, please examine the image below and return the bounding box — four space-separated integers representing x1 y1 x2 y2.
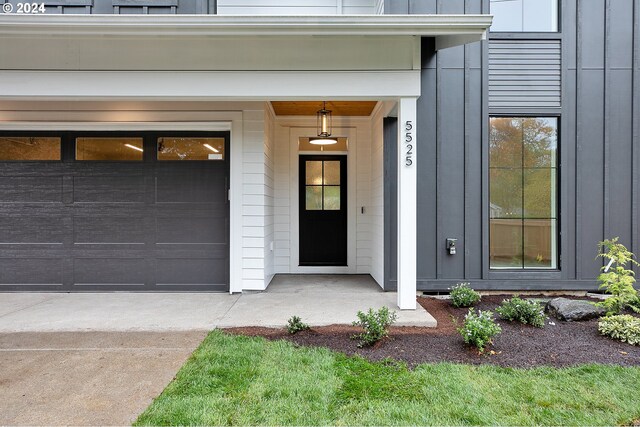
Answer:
385 0 640 291
3 0 216 14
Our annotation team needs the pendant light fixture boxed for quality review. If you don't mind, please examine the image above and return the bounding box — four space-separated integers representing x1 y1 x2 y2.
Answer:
309 101 337 145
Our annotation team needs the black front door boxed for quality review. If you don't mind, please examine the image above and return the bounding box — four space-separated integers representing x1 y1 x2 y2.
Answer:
299 155 347 266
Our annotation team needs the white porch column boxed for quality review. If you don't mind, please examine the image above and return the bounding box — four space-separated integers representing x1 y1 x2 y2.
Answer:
397 97 418 310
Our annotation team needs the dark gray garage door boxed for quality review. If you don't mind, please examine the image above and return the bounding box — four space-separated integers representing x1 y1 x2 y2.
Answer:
0 132 230 291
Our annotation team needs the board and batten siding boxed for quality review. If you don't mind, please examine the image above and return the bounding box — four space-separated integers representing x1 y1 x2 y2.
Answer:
565 0 639 282
383 0 640 291
217 0 381 15
489 40 561 110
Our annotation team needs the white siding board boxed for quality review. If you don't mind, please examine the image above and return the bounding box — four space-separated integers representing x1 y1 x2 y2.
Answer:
243 184 263 195
243 194 264 205
243 226 264 237
242 173 264 185
355 117 372 274
275 257 289 267
243 215 265 227
243 152 265 163
243 247 265 258
263 104 276 287
243 258 265 269
369 103 385 287
240 106 268 290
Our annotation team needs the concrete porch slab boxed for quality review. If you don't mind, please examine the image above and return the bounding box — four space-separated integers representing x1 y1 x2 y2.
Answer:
217 275 437 328
0 275 436 332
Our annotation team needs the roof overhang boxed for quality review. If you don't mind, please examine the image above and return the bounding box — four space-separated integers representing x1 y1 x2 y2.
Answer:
0 14 492 48
0 14 491 101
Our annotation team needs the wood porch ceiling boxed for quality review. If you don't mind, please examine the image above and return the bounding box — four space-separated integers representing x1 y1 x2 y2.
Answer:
270 101 377 116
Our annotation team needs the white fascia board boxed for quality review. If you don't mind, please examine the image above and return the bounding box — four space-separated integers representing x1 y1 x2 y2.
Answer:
0 14 492 38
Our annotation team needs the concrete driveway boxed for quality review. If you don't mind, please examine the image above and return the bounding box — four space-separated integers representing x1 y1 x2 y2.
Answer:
0 331 206 425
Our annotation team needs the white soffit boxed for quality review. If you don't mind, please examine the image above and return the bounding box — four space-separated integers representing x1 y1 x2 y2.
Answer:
0 14 492 43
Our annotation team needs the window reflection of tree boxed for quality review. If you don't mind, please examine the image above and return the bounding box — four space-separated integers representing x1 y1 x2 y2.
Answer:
489 117 558 268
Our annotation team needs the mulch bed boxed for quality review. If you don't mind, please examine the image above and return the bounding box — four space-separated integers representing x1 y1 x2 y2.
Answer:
223 295 640 368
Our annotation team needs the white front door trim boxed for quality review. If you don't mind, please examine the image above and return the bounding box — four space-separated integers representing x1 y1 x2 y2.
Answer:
289 126 358 274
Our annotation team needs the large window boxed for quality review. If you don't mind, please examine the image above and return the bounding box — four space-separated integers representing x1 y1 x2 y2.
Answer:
490 0 558 32
489 117 558 269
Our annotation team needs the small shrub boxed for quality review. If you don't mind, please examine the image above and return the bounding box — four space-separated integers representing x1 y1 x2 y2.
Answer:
458 309 502 353
595 237 640 315
352 307 398 347
450 282 481 308
598 315 640 345
495 296 546 328
286 316 310 334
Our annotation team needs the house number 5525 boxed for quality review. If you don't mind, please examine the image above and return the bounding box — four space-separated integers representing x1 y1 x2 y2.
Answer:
405 120 414 166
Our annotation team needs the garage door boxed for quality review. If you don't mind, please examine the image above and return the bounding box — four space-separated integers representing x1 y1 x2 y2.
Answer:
0 132 230 291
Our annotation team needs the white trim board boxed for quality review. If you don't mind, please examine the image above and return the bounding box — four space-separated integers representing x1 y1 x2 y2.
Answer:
288 126 359 274
0 71 421 101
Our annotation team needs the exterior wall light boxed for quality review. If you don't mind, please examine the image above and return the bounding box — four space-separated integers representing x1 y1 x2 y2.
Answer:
310 101 337 145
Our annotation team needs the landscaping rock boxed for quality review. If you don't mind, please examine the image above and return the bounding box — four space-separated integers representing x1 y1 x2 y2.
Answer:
545 298 605 321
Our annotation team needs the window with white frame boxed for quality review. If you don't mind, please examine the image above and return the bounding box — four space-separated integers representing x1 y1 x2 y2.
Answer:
490 0 558 32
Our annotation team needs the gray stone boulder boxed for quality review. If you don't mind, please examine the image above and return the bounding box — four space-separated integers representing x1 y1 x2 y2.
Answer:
545 297 606 321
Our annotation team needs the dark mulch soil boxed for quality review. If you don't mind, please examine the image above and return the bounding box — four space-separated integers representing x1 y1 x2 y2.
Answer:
224 295 640 368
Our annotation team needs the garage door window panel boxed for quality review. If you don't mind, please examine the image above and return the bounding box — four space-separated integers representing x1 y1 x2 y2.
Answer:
157 137 225 161
0 137 61 161
76 137 144 161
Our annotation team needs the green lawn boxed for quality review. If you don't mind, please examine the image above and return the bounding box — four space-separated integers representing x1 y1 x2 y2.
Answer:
135 331 640 426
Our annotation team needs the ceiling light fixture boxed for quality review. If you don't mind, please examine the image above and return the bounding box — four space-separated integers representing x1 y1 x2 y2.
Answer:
203 143 219 153
124 144 143 152
310 101 337 145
